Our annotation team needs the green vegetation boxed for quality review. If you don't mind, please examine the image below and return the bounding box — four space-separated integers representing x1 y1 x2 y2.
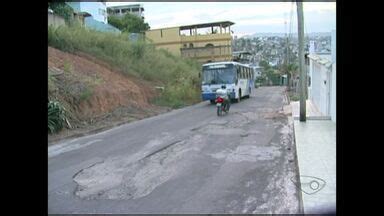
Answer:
258 60 282 86
79 86 93 101
48 25 201 108
108 13 150 33
48 2 74 23
286 63 298 90
288 91 300 101
48 101 68 133
63 61 72 73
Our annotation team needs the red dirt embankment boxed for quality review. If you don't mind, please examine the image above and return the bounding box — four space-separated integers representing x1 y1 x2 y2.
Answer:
48 46 168 144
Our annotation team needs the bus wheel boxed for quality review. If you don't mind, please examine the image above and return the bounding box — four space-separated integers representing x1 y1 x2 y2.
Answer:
210 100 215 104
237 90 241 103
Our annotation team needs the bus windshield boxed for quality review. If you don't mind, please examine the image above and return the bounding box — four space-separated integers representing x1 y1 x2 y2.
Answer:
202 65 236 85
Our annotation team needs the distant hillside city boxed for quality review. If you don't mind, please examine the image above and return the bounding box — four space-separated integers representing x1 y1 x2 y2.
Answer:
232 32 332 66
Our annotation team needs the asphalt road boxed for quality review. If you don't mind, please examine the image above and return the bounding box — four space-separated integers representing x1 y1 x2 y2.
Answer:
48 86 303 214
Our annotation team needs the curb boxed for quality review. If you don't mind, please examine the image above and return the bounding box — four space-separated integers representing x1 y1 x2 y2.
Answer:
289 114 305 214
48 121 128 145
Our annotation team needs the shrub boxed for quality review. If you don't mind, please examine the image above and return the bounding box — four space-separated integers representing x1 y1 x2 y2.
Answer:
48 101 68 133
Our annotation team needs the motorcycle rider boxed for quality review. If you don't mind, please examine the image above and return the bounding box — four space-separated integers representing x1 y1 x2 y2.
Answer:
216 85 230 111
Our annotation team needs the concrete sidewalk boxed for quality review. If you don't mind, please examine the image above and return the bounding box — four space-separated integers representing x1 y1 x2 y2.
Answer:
291 100 331 120
292 104 336 214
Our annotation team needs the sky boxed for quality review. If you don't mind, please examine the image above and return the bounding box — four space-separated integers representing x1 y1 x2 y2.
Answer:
106 1 336 38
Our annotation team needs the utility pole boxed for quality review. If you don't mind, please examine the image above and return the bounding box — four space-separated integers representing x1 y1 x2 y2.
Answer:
297 2 306 121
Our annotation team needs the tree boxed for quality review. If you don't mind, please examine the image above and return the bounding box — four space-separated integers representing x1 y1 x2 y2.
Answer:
108 13 150 33
49 2 74 23
286 63 298 91
259 60 270 69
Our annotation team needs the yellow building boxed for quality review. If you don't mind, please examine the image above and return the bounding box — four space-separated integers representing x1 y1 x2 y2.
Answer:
145 21 234 63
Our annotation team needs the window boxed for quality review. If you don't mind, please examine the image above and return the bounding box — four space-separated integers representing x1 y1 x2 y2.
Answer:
160 30 163 37
189 43 194 48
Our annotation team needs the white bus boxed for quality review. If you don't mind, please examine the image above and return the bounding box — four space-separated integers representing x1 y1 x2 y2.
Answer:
201 61 254 103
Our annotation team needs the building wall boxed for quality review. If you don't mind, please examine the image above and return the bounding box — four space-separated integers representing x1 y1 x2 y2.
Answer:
307 61 312 100
145 27 232 62
66 2 80 13
84 17 121 33
330 29 336 122
320 65 330 115
180 33 231 46
307 31 336 122
48 13 65 27
310 60 331 116
181 46 232 61
310 61 322 113
146 28 182 55
67 2 107 24
146 28 181 44
146 29 232 47
331 30 336 63
330 63 336 122
108 5 144 18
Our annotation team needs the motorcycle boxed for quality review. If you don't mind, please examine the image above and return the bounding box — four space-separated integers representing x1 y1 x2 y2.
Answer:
215 94 230 116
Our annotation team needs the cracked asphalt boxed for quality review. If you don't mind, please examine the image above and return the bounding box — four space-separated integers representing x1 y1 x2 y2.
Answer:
48 86 303 214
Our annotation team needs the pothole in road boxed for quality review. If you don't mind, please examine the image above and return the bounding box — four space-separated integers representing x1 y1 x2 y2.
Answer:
200 124 245 136
192 122 245 136
210 145 281 162
73 134 205 200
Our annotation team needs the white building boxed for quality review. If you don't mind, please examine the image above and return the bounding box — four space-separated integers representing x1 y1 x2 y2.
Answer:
307 30 336 122
66 1 108 24
107 4 144 19
65 2 120 33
